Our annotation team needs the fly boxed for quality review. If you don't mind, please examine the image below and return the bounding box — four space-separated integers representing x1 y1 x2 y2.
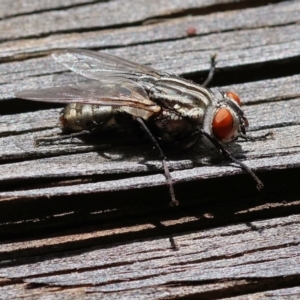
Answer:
15 49 268 206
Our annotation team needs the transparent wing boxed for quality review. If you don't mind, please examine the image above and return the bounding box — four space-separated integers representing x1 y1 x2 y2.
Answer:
15 79 161 113
52 49 162 81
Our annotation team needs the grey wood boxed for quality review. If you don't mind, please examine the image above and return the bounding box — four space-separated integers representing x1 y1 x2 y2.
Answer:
0 0 299 61
0 215 299 299
0 0 299 299
0 0 258 40
1 23 300 99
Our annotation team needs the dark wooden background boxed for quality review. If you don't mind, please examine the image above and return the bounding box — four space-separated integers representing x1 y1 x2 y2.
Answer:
0 0 300 299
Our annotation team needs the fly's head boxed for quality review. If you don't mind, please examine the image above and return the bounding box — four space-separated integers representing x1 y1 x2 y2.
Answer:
209 91 249 143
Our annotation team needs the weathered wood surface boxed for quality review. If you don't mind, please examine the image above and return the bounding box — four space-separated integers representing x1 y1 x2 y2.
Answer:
0 0 300 299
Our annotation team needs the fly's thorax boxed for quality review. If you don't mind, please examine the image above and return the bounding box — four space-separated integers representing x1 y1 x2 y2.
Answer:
148 78 215 145
155 109 189 133
152 107 199 144
203 90 248 143
60 103 114 132
147 76 213 117
120 106 157 120
171 103 205 124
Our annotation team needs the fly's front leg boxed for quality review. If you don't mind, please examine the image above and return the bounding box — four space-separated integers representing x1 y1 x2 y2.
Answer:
196 129 264 190
136 117 179 206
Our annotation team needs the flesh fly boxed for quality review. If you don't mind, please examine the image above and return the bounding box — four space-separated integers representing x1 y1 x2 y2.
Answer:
16 49 265 206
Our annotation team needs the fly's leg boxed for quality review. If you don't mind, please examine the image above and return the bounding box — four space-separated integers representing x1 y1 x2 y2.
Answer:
136 117 179 206
34 121 108 146
197 129 264 190
239 131 274 142
202 54 217 87
35 104 115 147
35 130 90 147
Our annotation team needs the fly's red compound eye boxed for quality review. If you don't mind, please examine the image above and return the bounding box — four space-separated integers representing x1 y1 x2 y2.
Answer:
212 108 234 140
225 91 241 106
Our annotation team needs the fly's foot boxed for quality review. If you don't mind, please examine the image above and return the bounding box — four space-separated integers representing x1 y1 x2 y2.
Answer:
169 199 179 207
240 131 274 142
257 182 264 190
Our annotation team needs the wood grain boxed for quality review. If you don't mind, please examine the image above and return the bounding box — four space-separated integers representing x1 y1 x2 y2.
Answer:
0 0 299 299
1 215 300 299
0 0 299 61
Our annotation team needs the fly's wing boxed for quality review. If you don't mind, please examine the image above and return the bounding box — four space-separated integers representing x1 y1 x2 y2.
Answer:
15 79 161 113
52 49 162 81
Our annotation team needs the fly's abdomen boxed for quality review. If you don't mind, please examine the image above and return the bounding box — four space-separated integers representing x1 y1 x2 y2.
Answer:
60 103 115 132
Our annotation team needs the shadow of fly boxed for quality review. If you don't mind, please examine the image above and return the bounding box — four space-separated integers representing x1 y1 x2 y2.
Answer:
15 49 268 206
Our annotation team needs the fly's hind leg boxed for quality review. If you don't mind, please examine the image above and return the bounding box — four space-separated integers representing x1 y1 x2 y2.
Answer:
136 117 179 206
34 130 91 147
35 104 116 147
